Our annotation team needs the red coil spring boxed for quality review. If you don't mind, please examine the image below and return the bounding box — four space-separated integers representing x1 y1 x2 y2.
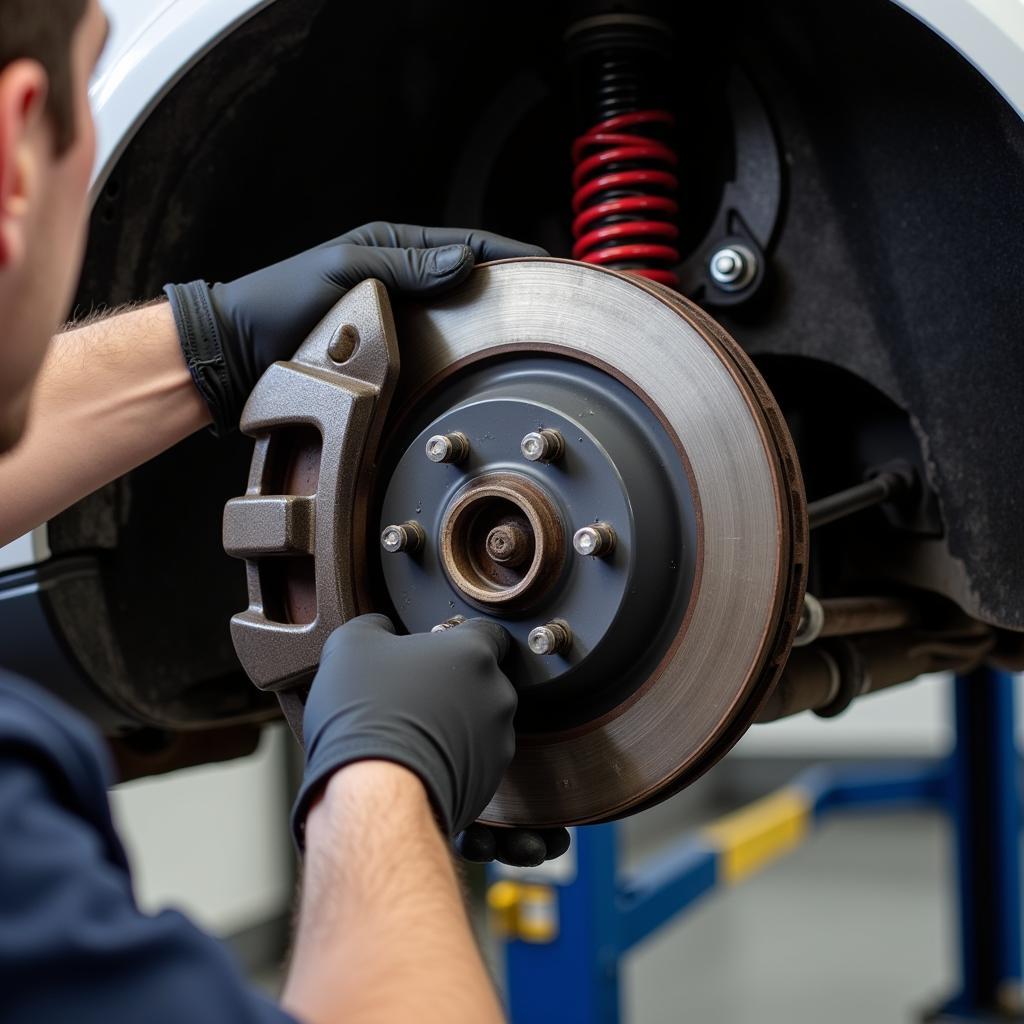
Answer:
571 109 680 289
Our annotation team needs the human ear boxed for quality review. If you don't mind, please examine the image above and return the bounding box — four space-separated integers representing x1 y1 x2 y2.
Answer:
0 60 49 268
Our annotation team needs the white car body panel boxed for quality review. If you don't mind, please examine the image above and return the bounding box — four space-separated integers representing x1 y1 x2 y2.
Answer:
90 0 276 193
0 0 1021 575
896 0 1024 117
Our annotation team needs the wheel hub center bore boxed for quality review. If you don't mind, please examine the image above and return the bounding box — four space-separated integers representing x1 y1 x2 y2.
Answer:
439 473 564 606
375 354 699 723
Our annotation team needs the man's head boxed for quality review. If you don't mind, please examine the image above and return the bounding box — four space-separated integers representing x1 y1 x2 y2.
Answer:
0 0 108 452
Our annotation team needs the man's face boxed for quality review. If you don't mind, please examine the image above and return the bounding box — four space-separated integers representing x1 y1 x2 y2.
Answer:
0 0 108 452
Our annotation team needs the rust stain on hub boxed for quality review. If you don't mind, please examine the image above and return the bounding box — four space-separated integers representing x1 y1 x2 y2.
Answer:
439 472 565 607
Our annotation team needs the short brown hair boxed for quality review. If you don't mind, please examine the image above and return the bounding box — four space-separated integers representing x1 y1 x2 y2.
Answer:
0 0 89 152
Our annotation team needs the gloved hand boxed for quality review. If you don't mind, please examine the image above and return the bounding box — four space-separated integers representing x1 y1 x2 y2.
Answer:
456 823 572 868
292 614 517 847
164 222 546 435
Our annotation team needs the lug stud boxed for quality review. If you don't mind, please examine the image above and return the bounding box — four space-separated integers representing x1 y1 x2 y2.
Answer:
520 428 565 464
431 614 467 633
380 520 425 554
572 522 616 558
528 620 573 656
425 431 470 464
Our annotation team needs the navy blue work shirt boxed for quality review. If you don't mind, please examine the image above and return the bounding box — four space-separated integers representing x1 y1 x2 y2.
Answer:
0 670 297 1023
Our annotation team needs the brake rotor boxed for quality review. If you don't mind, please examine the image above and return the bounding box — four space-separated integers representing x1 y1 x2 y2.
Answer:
224 259 806 828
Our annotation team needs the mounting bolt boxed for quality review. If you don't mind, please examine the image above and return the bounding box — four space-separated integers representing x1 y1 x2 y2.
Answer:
528 619 573 656
572 522 616 558
425 431 470 464
380 520 425 554
328 324 360 363
708 244 757 292
431 614 467 633
485 524 531 567
520 428 565 464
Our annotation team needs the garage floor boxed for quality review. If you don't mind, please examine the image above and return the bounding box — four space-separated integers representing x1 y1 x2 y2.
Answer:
479 755 963 1024
623 810 953 1023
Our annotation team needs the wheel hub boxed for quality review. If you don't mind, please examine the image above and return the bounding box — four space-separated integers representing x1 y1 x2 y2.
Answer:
376 356 698 713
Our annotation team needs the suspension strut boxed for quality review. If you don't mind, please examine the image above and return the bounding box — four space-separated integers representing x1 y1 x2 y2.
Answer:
566 11 680 289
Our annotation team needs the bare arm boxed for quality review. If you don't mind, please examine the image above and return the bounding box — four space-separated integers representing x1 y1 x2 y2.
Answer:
282 761 506 1024
0 227 545 549
0 302 210 547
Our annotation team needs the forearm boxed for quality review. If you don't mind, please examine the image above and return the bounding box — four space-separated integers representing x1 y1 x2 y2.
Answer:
0 302 210 546
282 762 505 1024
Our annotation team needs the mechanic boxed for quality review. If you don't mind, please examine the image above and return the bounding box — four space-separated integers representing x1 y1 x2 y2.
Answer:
0 2 561 1021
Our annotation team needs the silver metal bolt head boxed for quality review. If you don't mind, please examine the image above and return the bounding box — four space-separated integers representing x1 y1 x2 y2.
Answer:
380 520 424 554
520 428 565 463
713 252 738 278
528 626 557 655
425 431 470 464
381 526 404 552
708 244 757 291
572 522 616 558
528 619 572 656
431 614 467 633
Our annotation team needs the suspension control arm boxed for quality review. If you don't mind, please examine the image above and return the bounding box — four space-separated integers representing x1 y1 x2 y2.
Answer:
757 620 995 723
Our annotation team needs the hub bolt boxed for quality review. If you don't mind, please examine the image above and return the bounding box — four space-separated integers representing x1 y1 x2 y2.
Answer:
520 428 565 464
425 431 470 464
708 243 757 292
485 523 531 567
431 614 467 633
572 522 616 558
380 520 425 554
528 619 573 656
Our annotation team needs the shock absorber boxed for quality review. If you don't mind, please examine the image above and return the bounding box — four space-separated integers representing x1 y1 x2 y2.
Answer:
566 11 680 289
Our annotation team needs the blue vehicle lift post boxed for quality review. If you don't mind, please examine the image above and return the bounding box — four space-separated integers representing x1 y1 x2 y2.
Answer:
493 669 1023 1023
934 668 1023 1021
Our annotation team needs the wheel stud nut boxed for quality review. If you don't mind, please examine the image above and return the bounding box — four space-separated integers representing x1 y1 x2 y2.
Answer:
431 614 467 633
425 431 470 464
485 523 530 567
528 620 572 656
520 428 565 463
381 520 425 554
572 522 616 558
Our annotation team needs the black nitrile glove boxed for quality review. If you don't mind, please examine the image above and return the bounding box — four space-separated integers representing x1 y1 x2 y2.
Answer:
292 614 517 847
456 824 572 868
164 222 546 435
